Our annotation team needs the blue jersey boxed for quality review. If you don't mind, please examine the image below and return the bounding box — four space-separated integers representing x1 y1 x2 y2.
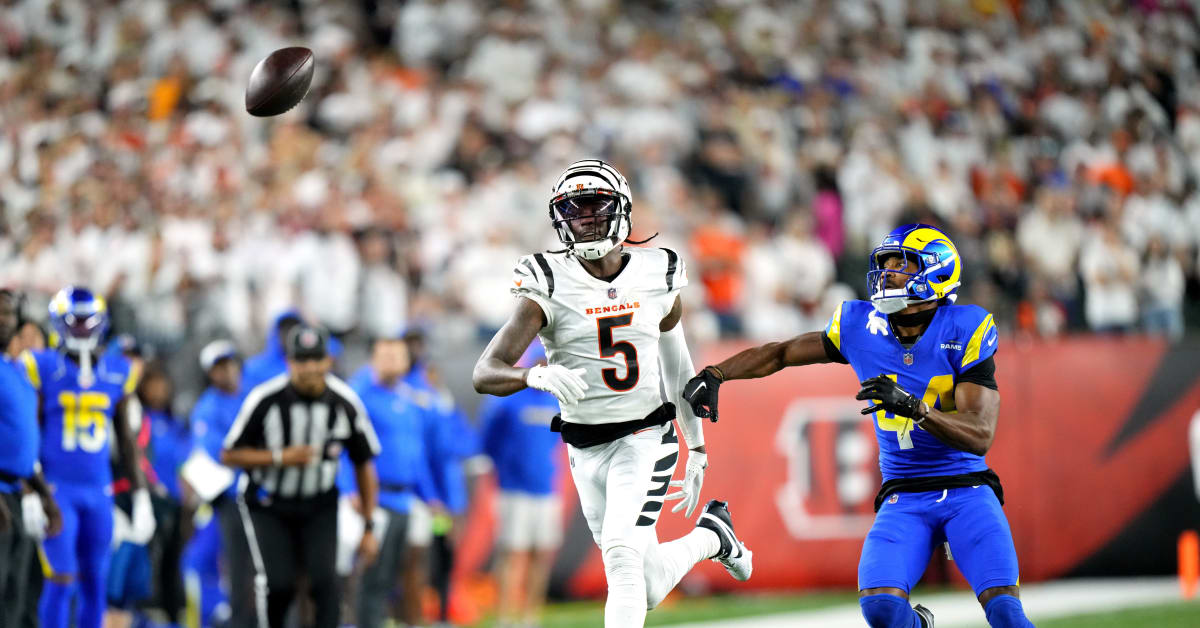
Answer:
147 409 192 500
480 387 562 495
190 386 245 500
824 300 998 481
348 368 440 512
404 366 478 514
0 354 39 490
24 349 139 487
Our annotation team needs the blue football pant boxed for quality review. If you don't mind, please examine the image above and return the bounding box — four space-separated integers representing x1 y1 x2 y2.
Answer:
184 510 228 627
858 486 1020 597
39 483 114 628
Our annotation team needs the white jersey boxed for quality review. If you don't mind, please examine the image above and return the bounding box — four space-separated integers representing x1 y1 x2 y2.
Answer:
512 247 687 425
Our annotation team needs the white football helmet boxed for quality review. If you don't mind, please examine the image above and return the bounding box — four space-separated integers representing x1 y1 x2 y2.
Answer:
548 159 633 260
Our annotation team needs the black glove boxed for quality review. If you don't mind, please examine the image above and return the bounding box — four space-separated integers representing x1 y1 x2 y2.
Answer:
682 367 723 422
856 375 922 418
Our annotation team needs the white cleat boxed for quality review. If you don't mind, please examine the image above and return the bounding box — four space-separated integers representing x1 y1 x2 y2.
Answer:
697 499 753 581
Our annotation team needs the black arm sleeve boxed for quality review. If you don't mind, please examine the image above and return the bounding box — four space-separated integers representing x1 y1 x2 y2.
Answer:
957 355 998 390
821 332 849 364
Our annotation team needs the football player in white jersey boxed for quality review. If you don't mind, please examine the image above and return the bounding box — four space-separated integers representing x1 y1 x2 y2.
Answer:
474 160 752 627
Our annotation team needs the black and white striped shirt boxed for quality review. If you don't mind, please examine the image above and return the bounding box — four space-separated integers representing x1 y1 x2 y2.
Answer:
224 373 380 505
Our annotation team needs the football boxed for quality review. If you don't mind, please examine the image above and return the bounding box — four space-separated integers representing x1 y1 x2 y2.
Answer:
245 47 315 117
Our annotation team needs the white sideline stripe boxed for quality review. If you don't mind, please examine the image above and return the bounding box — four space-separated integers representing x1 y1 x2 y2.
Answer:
237 496 271 628
672 577 1184 628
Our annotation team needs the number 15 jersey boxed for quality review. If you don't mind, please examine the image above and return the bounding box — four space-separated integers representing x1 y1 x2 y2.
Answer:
512 247 687 426
22 349 139 487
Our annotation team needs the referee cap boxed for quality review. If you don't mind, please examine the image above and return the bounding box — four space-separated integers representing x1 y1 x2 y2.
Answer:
286 324 329 360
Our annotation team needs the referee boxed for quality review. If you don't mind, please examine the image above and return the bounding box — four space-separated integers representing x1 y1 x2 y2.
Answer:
222 324 381 628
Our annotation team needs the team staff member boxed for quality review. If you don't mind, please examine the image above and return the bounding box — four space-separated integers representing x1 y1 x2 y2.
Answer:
0 289 53 628
222 324 381 628
347 334 446 628
186 340 247 626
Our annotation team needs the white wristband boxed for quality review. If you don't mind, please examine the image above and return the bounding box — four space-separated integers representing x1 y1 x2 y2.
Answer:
271 449 282 466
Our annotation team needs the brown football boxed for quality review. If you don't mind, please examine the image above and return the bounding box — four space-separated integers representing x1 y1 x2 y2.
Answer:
245 47 315 117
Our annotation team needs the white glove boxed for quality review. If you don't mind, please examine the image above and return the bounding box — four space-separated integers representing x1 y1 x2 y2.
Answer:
665 451 707 518
128 489 157 545
21 492 48 540
526 365 589 405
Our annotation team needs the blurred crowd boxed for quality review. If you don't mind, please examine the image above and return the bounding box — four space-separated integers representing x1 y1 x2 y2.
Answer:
2 0 1200 378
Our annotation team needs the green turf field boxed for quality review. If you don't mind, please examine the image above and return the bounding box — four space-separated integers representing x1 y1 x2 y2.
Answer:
533 593 1199 627
1037 600 1200 627
540 591 858 627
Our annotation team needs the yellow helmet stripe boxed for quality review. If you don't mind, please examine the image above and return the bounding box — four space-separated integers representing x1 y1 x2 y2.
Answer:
901 227 960 296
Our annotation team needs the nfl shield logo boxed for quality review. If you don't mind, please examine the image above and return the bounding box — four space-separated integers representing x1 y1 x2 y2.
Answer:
903 352 914 366
888 494 899 505
608 288 617 299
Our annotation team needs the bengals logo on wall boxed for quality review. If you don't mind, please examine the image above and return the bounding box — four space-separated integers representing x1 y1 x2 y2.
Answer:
775 397 880 539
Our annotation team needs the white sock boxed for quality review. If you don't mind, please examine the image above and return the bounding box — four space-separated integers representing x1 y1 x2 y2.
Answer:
643 528 721 609
604 544 647 627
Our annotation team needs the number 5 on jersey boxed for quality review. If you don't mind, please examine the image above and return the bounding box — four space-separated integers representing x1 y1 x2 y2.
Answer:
597 314 639 391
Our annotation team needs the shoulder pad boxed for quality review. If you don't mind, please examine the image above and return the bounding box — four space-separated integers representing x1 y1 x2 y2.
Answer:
952 305 998 369
658 248 688 293
512 253 557 300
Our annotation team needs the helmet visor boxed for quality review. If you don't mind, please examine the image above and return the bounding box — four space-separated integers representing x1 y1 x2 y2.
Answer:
551 194 619 243
61 311 106 339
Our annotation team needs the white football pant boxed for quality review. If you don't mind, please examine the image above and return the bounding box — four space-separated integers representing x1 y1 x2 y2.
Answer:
567 422 719 628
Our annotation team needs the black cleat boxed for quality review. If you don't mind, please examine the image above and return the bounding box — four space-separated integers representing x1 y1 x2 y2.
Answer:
696 499 752 581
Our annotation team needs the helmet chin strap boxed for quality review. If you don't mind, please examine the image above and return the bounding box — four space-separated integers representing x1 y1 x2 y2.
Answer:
65 337 98 388
871 297 910 314
76 347 95 388
571 235 619 260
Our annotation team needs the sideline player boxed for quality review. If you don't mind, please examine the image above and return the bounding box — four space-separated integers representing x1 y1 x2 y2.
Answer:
683 224 1034 628
474 159 751 628
24 287 155 628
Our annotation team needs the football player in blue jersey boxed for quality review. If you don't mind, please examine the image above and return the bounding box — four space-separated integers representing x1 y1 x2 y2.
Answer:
23 287 155 628
683 224 1033 628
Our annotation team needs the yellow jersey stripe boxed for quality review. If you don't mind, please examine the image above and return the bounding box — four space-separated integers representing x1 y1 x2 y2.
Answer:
962 314 995 368
123 361 142 396
826 301 844 350
37 544 55 579
19 351 40 390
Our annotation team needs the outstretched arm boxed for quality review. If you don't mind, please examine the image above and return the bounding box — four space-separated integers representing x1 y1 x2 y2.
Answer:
472 297 546 396
712 331 834 381
684 331 837 421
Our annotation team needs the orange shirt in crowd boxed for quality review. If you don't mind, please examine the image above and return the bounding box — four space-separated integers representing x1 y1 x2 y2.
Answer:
689 225 745 314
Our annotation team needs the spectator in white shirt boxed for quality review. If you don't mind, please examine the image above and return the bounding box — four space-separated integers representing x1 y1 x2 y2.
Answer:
1140 236 1185 341
1017 186 1085 299
1078 218 1140 333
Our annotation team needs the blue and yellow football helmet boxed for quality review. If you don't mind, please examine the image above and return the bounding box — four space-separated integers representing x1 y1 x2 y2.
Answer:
48 286 110 353
866 224 961 313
